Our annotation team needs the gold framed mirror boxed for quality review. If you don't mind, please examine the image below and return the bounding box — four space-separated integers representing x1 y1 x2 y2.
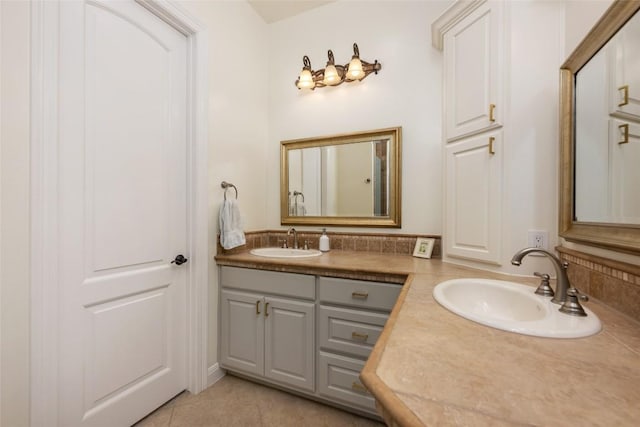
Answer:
560 0 640 254
281 127 401 227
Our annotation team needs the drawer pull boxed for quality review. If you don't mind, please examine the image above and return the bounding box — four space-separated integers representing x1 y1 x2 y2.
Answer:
351 382 369 394
264 302 269 317
351 331 369 341
256 300 261 315
351 291 369 299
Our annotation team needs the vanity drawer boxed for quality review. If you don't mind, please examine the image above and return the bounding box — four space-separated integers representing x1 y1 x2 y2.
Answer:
318 351 376 412
319 305 387 358
220 266 315 300
318 277 401 311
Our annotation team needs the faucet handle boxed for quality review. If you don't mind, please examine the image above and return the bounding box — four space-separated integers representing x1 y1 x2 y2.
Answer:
559 287 588 317
533 272 554 297
303 240 309 250
279 238 288 249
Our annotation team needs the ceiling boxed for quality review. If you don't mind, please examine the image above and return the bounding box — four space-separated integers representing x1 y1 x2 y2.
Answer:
248 1 335 23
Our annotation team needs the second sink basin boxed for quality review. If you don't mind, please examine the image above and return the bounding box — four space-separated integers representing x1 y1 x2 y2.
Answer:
433 278 601 339
250 247 322 258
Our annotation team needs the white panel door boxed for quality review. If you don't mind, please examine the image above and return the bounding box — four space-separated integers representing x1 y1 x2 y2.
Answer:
444 1 502 141
57 1 188 425
219 290 265 376
445 131 502 264
264 296 315 392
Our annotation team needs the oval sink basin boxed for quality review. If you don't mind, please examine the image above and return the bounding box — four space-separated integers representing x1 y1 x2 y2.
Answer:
250 247 322 258
433 279 601 339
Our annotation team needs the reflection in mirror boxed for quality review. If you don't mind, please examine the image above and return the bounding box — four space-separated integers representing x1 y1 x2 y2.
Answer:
560 0 640 254
288 140 389 216
574 8 640 225
574 8 640 224
281 127 401 227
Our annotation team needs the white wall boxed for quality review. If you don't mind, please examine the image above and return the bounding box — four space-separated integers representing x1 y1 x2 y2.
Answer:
503 0 565 275
176 0 269 373
267 0 452 234
1 1 31 425
565 0 613 56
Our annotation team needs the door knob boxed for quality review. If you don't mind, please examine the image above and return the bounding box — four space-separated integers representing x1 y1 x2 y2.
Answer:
171 254 188 265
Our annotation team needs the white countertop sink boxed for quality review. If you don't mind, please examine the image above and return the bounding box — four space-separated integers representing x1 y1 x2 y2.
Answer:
433 278 601 339
250 247 323 258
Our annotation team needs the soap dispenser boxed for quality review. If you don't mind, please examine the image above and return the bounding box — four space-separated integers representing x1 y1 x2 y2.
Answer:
319 228 330 252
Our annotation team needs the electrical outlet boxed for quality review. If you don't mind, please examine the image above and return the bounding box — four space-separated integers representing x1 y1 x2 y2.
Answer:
527 230 548 251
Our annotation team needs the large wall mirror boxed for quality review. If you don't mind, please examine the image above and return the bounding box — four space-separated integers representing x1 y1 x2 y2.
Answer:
281 127 401 227
560 0 640 254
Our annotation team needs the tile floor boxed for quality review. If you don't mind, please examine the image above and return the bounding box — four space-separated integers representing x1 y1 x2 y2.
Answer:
135 374 385 427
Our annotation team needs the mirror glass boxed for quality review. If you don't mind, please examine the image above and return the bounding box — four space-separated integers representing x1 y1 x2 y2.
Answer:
560 0 640 254
281 127 401 227
574 9 640 225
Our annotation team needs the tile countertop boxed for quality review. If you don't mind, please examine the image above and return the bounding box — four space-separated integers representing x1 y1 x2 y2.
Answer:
214 251 640 427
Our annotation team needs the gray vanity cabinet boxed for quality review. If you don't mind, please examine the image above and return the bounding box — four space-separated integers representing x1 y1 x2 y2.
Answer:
218 266 402 418
219 267 316 392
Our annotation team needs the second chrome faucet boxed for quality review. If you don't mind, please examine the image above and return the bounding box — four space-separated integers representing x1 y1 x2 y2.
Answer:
287 227 299 249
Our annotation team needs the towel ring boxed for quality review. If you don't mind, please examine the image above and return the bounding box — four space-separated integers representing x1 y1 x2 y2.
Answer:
293 190 305 202
221 181 238 200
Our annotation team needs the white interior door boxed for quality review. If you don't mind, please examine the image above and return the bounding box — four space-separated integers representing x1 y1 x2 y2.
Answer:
57 1 188 425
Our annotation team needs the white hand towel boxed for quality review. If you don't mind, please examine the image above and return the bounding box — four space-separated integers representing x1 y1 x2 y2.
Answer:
294 199 307 216
219 198 246 250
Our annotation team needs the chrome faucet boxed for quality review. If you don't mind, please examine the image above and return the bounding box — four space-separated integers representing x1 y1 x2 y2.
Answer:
511 248 570 305
287 227 299 249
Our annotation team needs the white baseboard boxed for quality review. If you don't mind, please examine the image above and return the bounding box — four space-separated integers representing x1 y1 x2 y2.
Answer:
207 363 225 388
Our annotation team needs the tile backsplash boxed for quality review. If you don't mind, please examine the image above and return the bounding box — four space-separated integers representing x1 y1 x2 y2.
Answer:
558 246 640 322
218 230 441 258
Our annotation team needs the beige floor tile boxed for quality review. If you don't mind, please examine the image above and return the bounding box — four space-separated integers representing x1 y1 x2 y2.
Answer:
138 375 385 427
134 405 174 427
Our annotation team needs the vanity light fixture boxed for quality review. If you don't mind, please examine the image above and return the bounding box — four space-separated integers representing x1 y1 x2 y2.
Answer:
295 43 381 90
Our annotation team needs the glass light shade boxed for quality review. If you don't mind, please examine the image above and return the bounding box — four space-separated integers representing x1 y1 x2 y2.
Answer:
346 57 364 80
323 64 340 86
296 69 315 89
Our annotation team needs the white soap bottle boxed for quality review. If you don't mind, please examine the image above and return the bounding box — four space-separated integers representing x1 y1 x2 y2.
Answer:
319 228 330 252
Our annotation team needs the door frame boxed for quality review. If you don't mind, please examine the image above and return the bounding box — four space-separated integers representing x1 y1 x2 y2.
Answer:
29 1 209 424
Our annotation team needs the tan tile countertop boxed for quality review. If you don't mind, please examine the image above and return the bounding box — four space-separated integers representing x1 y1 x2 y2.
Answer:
215 251 640 427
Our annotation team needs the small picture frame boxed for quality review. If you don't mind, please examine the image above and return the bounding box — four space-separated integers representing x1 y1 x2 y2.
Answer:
413 238 435 259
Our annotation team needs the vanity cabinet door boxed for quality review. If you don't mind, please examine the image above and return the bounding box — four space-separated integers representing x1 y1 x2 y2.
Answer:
264 296 315 392
444 1 503 141
219 289 264 376
444 130 502 264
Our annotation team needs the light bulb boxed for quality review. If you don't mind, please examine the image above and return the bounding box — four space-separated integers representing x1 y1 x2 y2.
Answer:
296 68 315 89
323 64 340 86
346 56 364 80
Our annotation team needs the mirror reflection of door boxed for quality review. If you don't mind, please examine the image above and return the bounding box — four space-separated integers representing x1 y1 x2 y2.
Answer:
288 140 390 217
